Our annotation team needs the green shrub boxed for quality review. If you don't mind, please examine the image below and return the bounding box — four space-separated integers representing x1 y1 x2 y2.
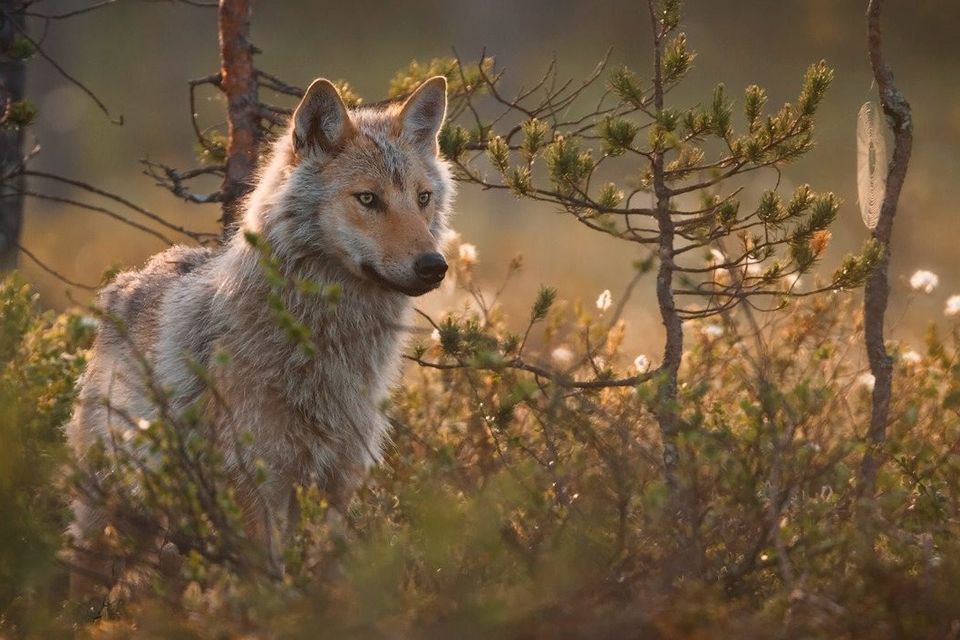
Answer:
0 275 94 635
20 261 954 639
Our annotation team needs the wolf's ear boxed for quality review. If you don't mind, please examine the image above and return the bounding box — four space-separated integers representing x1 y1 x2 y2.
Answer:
398 76 447 154
293 79 354 155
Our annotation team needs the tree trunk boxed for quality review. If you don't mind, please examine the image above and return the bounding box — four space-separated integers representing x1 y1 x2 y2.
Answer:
0 3 25 270
647 0 681 495
857 0 913 502
218 0 259 237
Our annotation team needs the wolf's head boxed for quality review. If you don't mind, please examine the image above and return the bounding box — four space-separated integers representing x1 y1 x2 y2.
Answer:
248 77 455 297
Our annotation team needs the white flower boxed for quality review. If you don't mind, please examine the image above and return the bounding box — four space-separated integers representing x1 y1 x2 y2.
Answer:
701 323 724 338
78 315 99 330
596 289 613 312
633 354 650 373
901 349 922 365
137 418 151 431
458 243 478 265
909 269 939 294
430 328 440 343
551 346 574 366
945 294 960 317
857 372 876 391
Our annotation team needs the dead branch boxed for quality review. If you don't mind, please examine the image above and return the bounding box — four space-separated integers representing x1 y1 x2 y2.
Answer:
857 0 914 502
14 188 176 244
21 169 218 242
14 240 97 290
0 8 121 123
21 0 118 20
141 159 225 207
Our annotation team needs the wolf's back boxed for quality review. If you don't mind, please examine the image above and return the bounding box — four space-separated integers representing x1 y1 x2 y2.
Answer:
68 245 215 454
96 245 214 350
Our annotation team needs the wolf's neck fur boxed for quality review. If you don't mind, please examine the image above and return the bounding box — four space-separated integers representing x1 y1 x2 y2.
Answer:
209 135 412 391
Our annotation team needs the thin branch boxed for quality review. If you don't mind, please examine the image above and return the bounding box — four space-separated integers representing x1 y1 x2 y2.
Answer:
1 10 121 124
14 240 97 290
14 188 174 244
22 0 117 19
141 159 225 206
404 353 660 390
857 0 914 503
188 73 222 153
256 69 304 98
20 169 217 242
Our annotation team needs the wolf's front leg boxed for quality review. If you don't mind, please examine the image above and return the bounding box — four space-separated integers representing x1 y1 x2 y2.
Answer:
64 498 121 619
325 461 367 530
234 477 287 579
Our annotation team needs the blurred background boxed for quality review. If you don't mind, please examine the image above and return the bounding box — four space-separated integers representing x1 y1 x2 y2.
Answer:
17 0 960 356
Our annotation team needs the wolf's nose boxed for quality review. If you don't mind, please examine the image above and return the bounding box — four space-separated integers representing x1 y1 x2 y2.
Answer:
414 252 448 284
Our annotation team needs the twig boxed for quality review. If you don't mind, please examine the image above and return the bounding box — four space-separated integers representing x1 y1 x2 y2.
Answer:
404 352 659 390
22 0 117 20
14 188 174 244
14 240 97 290
20 169 217 242
256 69 304 98
1 10 122 124
141 159 225 206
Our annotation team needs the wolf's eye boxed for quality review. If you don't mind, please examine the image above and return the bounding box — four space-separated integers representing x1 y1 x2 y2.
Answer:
355 192 378 208
417 191 432 207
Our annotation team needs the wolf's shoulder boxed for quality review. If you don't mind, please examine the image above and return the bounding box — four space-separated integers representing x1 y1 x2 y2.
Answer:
99 245 215 321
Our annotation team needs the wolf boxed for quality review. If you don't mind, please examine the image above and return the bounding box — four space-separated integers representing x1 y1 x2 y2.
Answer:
66 76 454 598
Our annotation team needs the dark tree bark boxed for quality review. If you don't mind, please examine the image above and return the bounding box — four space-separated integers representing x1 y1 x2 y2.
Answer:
217 0 260 237
0 3 25 270
647 0 681 495
857 0 913 501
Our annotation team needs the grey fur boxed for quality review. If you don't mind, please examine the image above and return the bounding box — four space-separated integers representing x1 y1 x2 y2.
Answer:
66 77 454 592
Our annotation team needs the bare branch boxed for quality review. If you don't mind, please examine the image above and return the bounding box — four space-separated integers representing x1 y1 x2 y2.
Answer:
857 0 914 503
21 169 218 242
14 240 97 290
1 9 122 124
22 0 117 20
256 69 304 98
141 159 225 206
12 187 175 244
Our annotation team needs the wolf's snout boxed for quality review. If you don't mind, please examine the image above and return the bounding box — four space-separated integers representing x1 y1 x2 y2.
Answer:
414 252 448 285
